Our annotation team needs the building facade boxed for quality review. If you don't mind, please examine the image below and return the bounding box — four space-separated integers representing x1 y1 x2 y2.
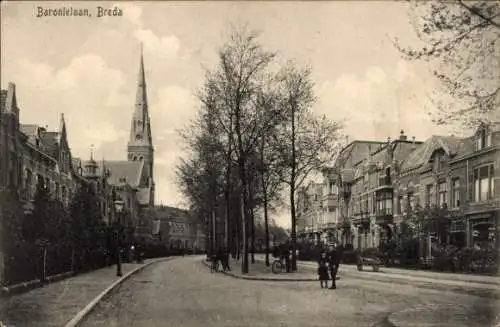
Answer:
318 127 499 253
155 205 206 251
1 49 157 244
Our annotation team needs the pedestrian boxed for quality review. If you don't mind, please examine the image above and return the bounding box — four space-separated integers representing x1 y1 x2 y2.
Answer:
223 247 231 271
327 243 341 289
317 251 329 289
216 247 224 271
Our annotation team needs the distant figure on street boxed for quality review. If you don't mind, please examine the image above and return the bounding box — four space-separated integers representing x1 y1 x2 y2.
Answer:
317 251 329 288
327 243 341 289
222 247 231 271
216 247 224 271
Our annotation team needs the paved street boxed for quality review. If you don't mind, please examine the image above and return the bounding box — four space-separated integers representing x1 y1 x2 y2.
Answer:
79 256 498 327
0 258 170 327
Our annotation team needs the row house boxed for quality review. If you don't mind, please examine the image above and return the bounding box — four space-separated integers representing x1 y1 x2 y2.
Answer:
324 126 499 252
0 83 81 211
0 82 116 223
348 131 423 250
320 139 387 246
297 182 324 243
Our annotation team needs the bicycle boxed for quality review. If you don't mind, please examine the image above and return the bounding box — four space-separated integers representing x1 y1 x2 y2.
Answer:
271 257 287 274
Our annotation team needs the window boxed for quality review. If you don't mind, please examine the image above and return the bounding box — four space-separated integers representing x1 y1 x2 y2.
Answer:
376 191 393 216
61 186 67 203
372 194 376 213
25 169 32 198
425 184 434 207
477 129 492 150
408 193 415 212
37 174 44 188
397 195 403 214
474 165 494 202
438 181 447 207
452 179 460 208
55 182 60 200
434 152 446 171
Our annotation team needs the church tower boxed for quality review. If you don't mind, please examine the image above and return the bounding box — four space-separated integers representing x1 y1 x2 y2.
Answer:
127 46 154 188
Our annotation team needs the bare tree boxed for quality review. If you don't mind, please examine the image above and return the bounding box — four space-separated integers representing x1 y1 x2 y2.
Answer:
274 63 343 271
196 26 278 274
393 0 500 129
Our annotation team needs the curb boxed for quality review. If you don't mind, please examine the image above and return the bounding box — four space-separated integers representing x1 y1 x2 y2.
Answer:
1 271 84 297
64 256 175 327
201 259 318 282
1 279 42 296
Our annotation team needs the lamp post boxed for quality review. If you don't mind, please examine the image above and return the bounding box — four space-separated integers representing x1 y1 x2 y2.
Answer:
114 199 124 277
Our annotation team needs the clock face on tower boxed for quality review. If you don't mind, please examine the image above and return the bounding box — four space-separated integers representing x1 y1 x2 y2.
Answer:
136 134 142 140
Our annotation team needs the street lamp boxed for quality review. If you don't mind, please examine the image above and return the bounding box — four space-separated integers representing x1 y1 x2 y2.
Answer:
114 199 124 277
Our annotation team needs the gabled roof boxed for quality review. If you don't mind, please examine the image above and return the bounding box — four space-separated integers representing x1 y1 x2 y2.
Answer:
20 124 39 138
336 140 386 169
400 135 465 172
101 160 144 187
40 131 59 158
155 205 189 221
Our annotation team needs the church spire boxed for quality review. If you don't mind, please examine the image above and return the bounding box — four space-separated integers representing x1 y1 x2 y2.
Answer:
136 43 147 107
129 44 152 147
59 113 67 138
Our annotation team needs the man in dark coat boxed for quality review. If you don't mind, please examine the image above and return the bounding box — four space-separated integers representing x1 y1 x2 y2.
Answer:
222 247 231 271
327 243 341 289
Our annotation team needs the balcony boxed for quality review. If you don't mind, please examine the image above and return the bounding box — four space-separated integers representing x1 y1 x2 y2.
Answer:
351 212 370 227
323 194 338 208
375 208 393 225
376 175 392 190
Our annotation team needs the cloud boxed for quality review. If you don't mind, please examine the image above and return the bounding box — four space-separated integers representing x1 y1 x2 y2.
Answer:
152 85 197 133
134 29 181 59
116 2 143 26
10 54 131 158
315 60 452 141
109 3 183 60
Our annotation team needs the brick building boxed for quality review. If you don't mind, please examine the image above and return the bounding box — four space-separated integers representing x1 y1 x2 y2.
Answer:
319 126 499 252
155 205 206 251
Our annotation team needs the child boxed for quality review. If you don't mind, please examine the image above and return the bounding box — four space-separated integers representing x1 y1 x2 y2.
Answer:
318 252 329 288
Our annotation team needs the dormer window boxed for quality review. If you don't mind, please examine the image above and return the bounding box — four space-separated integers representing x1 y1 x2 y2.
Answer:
432 150 446 172
477 127 492 150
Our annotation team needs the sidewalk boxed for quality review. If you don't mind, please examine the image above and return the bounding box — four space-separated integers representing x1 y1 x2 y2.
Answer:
387 302 500 327
297 260 499 291
205 258 318 281
253 254 500 285
342 263 500 286
0 259 166 327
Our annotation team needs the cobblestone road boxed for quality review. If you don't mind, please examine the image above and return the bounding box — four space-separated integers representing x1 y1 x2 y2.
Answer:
79 256 498 327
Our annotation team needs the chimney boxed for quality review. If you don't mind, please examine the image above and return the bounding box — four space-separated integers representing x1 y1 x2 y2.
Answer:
399 129 408 141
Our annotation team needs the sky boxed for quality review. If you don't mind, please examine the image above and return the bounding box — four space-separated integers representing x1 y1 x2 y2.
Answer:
1 1 456 228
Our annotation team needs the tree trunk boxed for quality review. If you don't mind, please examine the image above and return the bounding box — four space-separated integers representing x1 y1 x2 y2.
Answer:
290 184 297 272
250 205 255 264
290 98 298 272
263 190 270 266
240 180 249 273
